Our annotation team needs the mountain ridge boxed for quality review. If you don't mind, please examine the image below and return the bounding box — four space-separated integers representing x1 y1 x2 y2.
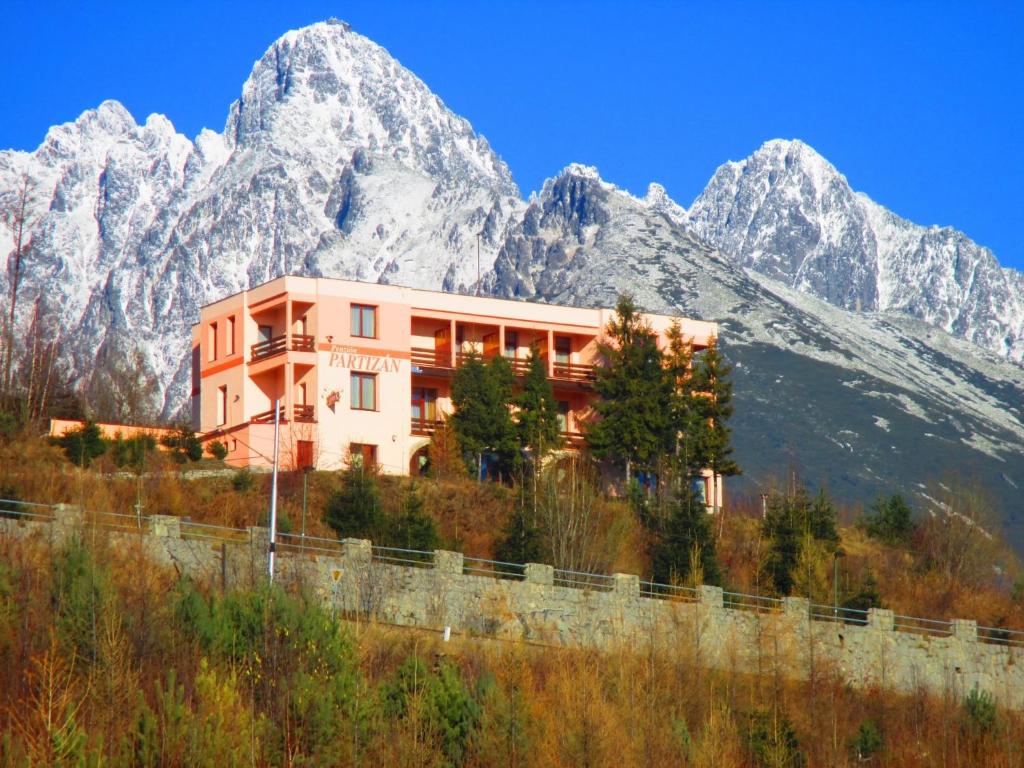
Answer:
1 20 1022 541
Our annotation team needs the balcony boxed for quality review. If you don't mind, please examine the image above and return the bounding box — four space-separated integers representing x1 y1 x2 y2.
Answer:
250 404 316 424
552 361 596 383
411 347 451 370
411 416 445 436
250 334 316 363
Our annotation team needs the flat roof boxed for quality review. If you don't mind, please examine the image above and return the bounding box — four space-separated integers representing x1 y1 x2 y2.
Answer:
197 274 706 327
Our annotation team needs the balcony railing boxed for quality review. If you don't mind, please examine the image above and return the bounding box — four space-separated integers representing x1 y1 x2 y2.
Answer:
410 347 595 385
560 430 587 448
552 361 596 382
250 404 316 424
250 334 316 362
411 347 451 369
411 417 445 435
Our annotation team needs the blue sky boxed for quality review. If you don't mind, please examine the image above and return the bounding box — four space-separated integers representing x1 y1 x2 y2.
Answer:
5 1 1023 269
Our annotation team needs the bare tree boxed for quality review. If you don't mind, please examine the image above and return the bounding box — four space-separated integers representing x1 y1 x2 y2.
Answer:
2 173 40 400
85 344 159 424
538 455 618 573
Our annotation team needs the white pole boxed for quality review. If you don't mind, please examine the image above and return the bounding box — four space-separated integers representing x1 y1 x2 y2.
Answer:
268 398 281 582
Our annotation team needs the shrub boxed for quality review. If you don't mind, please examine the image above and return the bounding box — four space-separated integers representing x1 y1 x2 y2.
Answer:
207 440 228 461
231 469 255 492
161 425 203 463
849 720 883 761
58 421 107 468
110 434 157 471
962 688 997 736
744 710 805 768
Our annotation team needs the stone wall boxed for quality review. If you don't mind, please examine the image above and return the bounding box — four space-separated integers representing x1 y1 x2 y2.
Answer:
3 508 1022 710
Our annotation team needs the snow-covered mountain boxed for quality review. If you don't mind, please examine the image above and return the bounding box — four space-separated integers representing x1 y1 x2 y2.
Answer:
2 21 1023 541
684 139 1024 361
0 19 522 410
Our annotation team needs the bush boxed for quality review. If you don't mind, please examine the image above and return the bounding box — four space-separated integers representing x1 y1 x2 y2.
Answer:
849 720 883 760
207 440 228 461
744 710 805 768
57 421 107 468
232 469 255 492
110 434 157 471
161 425 203 463
962 688 997 736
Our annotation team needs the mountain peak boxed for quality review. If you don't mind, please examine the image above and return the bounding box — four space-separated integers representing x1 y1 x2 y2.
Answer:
223 21 517 194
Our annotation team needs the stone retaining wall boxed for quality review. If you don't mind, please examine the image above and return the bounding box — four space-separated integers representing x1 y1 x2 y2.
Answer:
3 507 1021 710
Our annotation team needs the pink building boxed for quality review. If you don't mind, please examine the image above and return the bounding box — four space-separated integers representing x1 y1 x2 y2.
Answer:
192 276 720 496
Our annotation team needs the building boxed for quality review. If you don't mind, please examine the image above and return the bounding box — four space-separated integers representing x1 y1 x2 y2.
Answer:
191 275 720 497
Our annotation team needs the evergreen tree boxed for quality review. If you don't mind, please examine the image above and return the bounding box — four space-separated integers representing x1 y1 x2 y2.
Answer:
690 339 740 510
58 420 107 468
761 485 841 595
450 351 518 480
324 463 384 541
494 503 545 567
863 493 914 545
761 494 803 596
514 346 561 459
664 322 702 479
653 484 722 586
587 295 672 483
390 484 440 553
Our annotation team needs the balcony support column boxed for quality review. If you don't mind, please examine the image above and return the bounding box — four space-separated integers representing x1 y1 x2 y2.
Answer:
449 319 457 367
498 325 505 360
547 329 555 377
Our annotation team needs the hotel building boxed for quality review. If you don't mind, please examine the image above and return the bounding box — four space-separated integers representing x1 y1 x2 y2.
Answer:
191 276 719 492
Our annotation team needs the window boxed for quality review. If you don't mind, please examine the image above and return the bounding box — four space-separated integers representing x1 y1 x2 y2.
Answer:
226 316 235 355
208 322 218 362
258 324 273 343
554 336 571 365
349 443 377 469
351 304 377 338
557 400 570 432
504 331 518 358
351 372 377 410
412 387 438 423
217 385 228 426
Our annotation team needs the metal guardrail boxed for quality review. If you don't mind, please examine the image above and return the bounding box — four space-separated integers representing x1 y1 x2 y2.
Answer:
3 500 1024 647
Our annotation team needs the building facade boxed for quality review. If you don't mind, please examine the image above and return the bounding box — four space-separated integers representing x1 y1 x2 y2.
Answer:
192 276 720 494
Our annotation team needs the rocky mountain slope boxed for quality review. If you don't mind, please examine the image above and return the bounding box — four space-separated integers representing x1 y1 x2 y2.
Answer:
1 20 1022 541
684 139 1024 361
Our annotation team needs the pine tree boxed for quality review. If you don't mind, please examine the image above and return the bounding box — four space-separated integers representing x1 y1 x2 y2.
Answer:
324 463 384 541
514 346 561 459
761 493 802 596
863 493 914 545
664 322 702 479
587 295 672 484
690 339 740 511
450 351 518 480
653 484 722 586
391 484 439 554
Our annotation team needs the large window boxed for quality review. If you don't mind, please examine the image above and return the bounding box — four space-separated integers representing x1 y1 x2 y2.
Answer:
351 372 377 411
351 304 377 338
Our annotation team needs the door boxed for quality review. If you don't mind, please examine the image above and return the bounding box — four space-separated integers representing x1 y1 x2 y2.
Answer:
296 440 314 471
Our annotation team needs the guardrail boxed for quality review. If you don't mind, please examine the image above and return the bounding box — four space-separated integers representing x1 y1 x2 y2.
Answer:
3 499 1023 648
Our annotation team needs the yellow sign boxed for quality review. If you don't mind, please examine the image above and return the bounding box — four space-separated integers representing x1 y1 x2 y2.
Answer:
331 569 342 582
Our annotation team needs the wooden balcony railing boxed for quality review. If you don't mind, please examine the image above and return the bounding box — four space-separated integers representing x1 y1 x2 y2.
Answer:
250 404 316 424
411 417 445 435
250 334 316 362
560 430 587 448
411 347 450 369
552 361 596 382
